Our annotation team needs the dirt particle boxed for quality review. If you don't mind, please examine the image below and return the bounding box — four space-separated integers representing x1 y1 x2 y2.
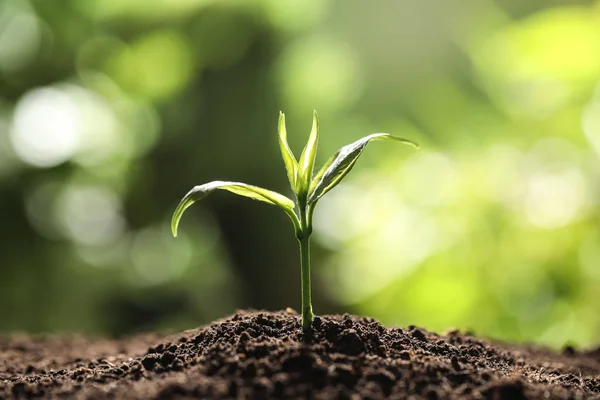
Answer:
157 383 188 399
563 345 576 356
239 331 251 343
338 329 365 356
240 361 257 379
411 329 428 342
141 355 159 371
451 356 463 371
366 369 395 394
252 377 273 397
192 332 205 344
167 344 178 353
11 382 27 397
172 358 184 371
481 379 527 400
332 365 358 388
282 352 315 372
159 351 176 367
272 372 289 397
312 316 322 329
343 316 354 328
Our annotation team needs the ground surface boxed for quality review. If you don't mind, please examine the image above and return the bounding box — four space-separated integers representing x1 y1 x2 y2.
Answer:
1 310 599 399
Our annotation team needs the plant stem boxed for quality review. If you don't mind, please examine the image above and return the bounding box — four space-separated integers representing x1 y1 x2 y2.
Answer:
299 234 314 331
296 198 314 332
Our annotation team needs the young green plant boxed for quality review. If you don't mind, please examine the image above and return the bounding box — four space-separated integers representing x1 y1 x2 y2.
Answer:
171 111 418 331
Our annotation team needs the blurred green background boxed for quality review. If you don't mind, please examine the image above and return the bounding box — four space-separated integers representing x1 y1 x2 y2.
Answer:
1 0 599 349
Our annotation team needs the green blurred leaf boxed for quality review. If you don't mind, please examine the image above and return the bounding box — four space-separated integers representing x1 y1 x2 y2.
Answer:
308 133 418 204
297 110 319 194
172 181 296 237
278 112 299 191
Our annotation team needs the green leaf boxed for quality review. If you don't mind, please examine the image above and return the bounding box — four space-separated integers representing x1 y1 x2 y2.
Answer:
278 112 299 191
297 110 319 193
308 133 418 204
172 181 296 237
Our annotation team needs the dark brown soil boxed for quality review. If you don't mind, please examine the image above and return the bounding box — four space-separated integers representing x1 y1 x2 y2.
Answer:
1 310 599 399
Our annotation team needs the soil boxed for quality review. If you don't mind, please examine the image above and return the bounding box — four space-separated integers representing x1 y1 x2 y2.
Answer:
1 310 599 399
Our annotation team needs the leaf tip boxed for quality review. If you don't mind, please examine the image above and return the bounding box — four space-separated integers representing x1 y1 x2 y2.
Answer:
171 218 179 238
278 111 286 132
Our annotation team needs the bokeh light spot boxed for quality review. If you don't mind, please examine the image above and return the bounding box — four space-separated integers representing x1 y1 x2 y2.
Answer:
105 30 194 101
484 144 524 204
130 227 192 286
10 88 82 168
261 0 330 32
56 185 125 246
313 183 366 249
277 36 361 113
316 178 443 303
582 84 600 154
522 169 585 229
471 7 600 116
400 152 458 207
520 138 587 229
68 87 120 167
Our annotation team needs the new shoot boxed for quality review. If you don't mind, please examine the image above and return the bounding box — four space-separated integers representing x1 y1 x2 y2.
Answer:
171 111 418 331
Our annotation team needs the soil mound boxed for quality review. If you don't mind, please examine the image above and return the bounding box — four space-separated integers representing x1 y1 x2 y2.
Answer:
1 310 599 399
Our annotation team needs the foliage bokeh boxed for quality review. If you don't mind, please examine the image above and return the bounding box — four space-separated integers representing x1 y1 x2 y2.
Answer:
1 0 599 349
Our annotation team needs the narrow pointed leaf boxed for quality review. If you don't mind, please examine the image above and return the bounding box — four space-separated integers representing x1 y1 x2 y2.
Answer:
308 134 418 204
297 110 319 192
172 181 296 237
278 112 299 191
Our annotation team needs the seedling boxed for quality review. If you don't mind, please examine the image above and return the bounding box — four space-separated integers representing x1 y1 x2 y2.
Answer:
171 111 418 331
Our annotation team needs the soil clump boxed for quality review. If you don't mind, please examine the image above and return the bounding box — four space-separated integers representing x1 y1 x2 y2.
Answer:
1 310 599 399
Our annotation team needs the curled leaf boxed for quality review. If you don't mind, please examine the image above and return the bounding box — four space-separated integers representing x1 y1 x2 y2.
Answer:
297 110 319 194
308 134 418 204
278 112 299 191
172 181 296 237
